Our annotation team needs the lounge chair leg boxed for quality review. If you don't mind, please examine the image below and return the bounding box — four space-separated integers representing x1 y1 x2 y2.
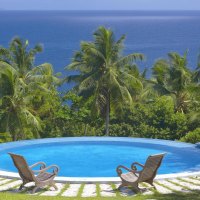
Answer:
151 183 155 188
147 180 156 189
19 184 24 190
153 184 156 190
131 184 141 193
32 186 39 194
50 181 58 190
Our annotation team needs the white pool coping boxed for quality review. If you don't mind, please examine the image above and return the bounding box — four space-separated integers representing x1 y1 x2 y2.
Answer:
1 137 200 183
1 170 200 183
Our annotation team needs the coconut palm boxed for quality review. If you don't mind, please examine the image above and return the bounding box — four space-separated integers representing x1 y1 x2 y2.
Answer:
193 54 200 83
66 26 144 135
152 51 196 113
0 61 41 140
0 37 42 77
0 38 60 140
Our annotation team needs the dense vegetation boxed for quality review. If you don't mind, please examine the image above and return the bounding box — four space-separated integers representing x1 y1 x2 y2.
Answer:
0 27 200 143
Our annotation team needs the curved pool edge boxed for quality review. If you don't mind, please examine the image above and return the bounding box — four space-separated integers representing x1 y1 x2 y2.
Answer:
1 170 200 183
1 137 200 182
0 136 197 151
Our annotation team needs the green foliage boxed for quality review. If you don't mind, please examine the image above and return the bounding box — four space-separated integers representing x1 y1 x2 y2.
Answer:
66 26 144 135
181 128 200 144
120 97 188 140
0 132 12 143
152 51 198 113
0 30 200 142
96 123 136 137
0 38 61 141
108 123 136 137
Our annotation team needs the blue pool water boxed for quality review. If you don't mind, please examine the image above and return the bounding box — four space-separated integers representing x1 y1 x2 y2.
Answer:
0 138 200 177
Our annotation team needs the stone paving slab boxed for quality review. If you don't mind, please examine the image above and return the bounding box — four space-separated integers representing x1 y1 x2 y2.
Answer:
0 180 22 192
153 182 173 194
157 180 189 192
0 179 13 186
170 179 200 190
82 184 97 197
139 184 154 195
99 184 116 197
182 177 200 185
61 184 81 197
40 183 65 196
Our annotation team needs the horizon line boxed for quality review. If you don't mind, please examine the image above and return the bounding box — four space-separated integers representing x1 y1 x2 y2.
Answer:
1 9 200 11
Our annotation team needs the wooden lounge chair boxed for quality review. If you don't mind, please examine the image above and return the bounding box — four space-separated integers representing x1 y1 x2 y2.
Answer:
116 153 166 192
8 153 59 193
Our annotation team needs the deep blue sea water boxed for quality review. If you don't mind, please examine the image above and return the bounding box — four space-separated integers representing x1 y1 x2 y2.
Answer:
0 11 200 89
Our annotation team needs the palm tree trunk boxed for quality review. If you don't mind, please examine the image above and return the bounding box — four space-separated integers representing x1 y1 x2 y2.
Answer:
105 93 110 136
84 124 88 136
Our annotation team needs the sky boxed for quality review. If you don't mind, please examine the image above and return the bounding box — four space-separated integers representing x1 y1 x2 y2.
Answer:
0 0 200 10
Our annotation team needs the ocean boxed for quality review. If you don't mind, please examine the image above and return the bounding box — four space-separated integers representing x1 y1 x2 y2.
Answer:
0 10 200 82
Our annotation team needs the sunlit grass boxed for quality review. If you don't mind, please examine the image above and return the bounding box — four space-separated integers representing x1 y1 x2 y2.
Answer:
1 191 200 200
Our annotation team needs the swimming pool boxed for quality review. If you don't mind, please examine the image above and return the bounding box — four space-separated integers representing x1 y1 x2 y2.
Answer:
0 137 200 178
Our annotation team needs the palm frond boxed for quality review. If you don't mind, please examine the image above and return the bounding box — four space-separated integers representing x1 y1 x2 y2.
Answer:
116 53 145 67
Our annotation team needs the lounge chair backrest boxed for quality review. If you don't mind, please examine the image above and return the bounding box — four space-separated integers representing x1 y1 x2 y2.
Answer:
8 153 35 182
138 153 165 182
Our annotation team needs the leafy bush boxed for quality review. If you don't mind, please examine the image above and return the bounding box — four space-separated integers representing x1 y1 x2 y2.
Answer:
109 123 137 137
180 128 200 144
95 123 137 137
118 96 188 140
0 132 12 143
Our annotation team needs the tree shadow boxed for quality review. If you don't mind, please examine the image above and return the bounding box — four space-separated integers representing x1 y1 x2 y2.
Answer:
151 190 200 200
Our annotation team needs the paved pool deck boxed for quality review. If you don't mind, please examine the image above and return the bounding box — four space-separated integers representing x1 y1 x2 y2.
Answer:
0 175 200 197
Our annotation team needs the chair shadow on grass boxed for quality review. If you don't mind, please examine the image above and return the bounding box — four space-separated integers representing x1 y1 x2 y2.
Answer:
149 190 200 200
4 185 50 194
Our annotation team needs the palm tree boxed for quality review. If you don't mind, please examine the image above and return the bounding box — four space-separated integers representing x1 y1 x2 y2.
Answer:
152 51 196 113
0 37 42 78
0 61 41 140
0 38 60 140
66 26 144 135
193 54 200 83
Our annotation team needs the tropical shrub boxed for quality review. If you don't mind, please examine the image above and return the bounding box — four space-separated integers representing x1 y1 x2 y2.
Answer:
0 132 12 143
108 123 137 137
181 128 200 144
119 97 188 140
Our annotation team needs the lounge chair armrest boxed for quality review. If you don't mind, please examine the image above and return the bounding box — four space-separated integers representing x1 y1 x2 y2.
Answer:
33 165 59 175
29 162 46 170
116 165 136 176
131 162 144 171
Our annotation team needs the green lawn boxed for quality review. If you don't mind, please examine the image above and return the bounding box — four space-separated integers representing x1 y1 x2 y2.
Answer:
1 191 200 200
